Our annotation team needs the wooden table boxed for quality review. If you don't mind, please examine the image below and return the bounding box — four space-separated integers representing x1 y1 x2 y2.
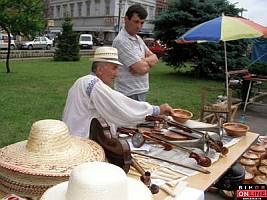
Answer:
243 77 267 112
153 131 259 199
0 132 259 200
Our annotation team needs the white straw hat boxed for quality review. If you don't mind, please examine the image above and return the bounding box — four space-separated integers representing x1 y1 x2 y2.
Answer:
0 119 105 198
41 162 153 200
92 46 122 65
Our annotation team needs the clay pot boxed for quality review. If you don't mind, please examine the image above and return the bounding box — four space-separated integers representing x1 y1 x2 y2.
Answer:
223 122 249 137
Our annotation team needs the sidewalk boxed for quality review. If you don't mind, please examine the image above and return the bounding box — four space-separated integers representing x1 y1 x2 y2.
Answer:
234 96 267 136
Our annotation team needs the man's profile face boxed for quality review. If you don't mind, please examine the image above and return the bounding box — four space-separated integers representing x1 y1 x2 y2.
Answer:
125 13 145 36
98 63 118 86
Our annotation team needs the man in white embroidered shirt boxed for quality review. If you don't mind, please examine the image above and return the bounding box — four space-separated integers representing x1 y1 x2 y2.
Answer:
62 47 173 138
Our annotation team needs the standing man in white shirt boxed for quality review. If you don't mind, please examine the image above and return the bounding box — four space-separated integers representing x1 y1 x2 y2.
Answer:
62 46 173 138
112 4 159 101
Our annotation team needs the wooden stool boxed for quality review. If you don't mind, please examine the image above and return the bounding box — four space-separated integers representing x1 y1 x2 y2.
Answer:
200 87 235 124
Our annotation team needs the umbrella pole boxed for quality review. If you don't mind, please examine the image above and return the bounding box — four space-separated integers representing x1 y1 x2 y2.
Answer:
224 41 229 98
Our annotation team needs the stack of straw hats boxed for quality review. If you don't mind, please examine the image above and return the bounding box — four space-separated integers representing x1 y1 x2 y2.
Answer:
0 119 105 198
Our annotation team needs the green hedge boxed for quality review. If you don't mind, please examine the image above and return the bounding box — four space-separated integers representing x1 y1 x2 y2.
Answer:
248 62 267 76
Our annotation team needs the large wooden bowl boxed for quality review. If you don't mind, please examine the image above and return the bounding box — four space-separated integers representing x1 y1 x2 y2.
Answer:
243 171 255 184
171 108 193 123
223 122 249 137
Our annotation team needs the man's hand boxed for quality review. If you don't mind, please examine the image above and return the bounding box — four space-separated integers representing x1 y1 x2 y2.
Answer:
129 51 159 75
159 103 174 116
129 59 150 75
144 53 158 68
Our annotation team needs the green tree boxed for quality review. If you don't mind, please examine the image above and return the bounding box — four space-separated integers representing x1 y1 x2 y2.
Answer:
54 18 80 61
154 0 250 80
0 0 45 73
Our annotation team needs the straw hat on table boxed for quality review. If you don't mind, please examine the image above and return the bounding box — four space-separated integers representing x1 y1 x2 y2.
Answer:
0 119 105 198
41 162 152 200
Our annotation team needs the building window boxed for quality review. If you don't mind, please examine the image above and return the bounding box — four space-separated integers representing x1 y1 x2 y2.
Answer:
70 3 74 17
56 5 61 18
63 4 68 17
149 6 154 20
85 1 91 16
105 0 110 16
49 6 54 18
77 2 83 17
95 0 100 16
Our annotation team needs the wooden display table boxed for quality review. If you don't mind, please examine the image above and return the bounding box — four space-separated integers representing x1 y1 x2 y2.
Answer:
186 131 258 190
151 131 258 199
0 132 258 200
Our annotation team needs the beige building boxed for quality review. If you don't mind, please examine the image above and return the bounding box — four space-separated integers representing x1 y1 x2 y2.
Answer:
46 0 156 43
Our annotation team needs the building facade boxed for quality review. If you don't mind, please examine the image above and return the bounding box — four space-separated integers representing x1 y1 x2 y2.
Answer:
155 0 168 16
46 0 156 43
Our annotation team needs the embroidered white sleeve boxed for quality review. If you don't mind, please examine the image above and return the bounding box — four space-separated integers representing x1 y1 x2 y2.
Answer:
85 78 99 97
90 81 154 127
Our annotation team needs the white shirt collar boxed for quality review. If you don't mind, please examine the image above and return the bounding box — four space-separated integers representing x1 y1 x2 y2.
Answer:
122 28 138 41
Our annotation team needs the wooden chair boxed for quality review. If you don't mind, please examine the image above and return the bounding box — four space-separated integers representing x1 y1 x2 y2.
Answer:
200 87 238 124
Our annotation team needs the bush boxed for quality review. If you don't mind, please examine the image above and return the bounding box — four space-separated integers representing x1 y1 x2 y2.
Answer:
248 62 267 76
54 18 80 61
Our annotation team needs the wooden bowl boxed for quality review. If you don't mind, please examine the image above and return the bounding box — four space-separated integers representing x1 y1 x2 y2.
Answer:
259 166 267 176
240 158 256 166
253 175 267 184
260 159 267 166
242 151 259 160
171 108 193 123
223 122 249 137
250 144 266 158
250 143 266 153
245 165 259 175
243 171 255 184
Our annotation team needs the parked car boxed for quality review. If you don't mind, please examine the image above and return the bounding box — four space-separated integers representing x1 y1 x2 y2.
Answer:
143 38 167 58
45 30 62 47
93 37 104 46
0 33 16 50
18 36 53 50
79 34 93 49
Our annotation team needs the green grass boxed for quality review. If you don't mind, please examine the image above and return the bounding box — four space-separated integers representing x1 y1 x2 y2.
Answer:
0 58 222 147
148 62 223 116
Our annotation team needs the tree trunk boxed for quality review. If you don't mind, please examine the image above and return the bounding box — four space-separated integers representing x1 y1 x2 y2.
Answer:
6 30 11 73
2 25 11 73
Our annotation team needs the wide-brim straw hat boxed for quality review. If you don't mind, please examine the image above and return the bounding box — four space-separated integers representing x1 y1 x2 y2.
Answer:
92 46 122 65
0 119 105 197
41 162 152 200
0 166 69 198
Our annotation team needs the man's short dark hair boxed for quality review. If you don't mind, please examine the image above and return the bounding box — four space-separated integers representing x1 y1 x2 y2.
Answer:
126 4 147 20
